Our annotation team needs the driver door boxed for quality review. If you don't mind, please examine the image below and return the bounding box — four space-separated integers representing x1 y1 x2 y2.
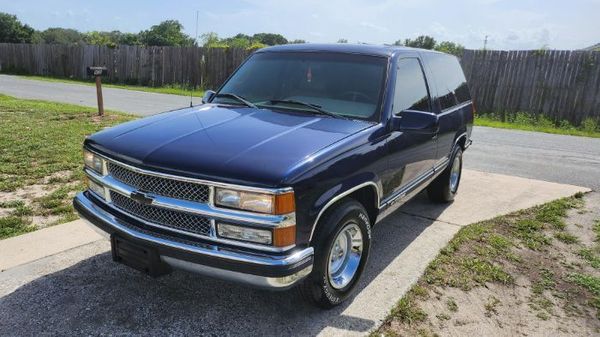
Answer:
382 57 438 199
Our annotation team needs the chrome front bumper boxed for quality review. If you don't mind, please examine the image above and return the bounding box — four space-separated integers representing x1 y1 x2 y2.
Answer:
73 192 313 289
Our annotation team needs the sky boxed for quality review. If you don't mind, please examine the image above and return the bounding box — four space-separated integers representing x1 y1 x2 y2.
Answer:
1 0 598 50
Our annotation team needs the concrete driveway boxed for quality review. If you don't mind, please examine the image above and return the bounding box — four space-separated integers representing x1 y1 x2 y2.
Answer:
0 170 587 336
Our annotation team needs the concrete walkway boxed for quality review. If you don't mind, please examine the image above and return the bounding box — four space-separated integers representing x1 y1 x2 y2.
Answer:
0 170 589 336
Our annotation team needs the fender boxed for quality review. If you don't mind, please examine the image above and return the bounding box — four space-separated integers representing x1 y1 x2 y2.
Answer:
308 181 381 242
453 131 469 151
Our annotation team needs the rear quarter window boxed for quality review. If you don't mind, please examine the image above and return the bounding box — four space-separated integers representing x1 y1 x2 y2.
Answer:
425 53 471 111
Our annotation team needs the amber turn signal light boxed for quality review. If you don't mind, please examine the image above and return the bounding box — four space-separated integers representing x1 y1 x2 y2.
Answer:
273 225 296 247
273 192 295 215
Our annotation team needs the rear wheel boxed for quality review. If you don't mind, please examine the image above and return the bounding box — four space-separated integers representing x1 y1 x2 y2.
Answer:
298 199 371 308
427 146 463 203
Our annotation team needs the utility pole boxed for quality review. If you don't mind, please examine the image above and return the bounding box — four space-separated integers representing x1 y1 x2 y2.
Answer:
190 10 199 108
484 35 489 50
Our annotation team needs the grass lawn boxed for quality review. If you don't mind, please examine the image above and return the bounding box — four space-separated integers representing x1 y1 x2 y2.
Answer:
0 94 135 239
374 192 600 336
16 75 205 97
476 115 600 138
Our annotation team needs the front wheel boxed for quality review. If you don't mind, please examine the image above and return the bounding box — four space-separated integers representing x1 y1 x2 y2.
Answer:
298 199 371 308
427 146 463 203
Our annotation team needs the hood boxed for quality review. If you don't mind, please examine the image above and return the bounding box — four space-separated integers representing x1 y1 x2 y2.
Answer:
86 104 372 186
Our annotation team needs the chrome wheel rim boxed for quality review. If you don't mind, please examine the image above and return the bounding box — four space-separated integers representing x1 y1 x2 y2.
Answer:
328 222 363 290
449 153 462 193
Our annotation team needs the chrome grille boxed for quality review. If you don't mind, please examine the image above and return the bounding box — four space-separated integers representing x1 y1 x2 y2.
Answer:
110 191 211 236
108 162 209 203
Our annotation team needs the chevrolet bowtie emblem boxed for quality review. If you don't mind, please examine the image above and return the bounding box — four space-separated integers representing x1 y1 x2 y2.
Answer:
130 191 154 205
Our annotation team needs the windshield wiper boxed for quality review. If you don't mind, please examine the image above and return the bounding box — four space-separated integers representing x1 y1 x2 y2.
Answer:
214 93 257 109
267 99 346 119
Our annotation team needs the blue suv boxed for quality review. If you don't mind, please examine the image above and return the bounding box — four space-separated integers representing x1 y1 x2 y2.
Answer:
74 43 473 308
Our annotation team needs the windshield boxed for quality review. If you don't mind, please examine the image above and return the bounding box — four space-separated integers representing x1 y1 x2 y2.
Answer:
215 52 388 121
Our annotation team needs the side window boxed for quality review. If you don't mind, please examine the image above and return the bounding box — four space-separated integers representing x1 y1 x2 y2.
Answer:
426 53 471 111
393 58 431 115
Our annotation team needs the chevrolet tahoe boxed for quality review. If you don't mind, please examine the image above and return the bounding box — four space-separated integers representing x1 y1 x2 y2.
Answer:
74 44 474 308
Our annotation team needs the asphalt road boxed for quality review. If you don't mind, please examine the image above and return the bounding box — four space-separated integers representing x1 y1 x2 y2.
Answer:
0 74 192 116
1 74 599 190
466 126 600 190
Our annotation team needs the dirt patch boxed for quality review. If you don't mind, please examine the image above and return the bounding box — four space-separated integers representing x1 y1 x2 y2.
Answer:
0 184 50 204
565 192 600 247
375 193 600 337
40 170 73 184
0 170 82 238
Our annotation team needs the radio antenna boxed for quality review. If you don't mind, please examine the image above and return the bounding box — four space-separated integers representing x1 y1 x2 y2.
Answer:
190 10 199 107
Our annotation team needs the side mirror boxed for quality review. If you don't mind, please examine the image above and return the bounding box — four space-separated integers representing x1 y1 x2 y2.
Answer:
393 110 439 134
202 90 216 104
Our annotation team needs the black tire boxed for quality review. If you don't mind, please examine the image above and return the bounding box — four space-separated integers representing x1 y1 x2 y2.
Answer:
427 146 463 203
298 199 372 309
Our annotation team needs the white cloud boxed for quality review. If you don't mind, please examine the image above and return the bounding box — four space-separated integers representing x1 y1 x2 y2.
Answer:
359 21 389 33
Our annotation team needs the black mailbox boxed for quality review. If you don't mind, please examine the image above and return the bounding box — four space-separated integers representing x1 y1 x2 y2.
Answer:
87 66 108 77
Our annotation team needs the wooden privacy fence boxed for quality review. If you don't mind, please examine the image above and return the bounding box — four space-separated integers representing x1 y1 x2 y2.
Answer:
1 43 599 124
0 43 253 89
460 49 600 124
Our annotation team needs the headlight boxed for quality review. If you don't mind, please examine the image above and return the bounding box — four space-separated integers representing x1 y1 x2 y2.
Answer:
83 149 105 175
215 188 295 214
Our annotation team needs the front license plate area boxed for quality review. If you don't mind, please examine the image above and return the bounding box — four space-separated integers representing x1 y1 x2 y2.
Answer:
111 235 171 277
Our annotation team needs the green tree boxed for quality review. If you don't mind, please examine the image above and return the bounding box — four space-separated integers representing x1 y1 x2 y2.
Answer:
84 31 115 47
252 33 287 45
139 20 195 46
221 33 252 48
201 32 227 48
226 37 251 48
434 41 465 56
118 33 141 45
39 28 83 44
337 38 348 43
0 12 35 43
290 39 306 44
403 35 437 49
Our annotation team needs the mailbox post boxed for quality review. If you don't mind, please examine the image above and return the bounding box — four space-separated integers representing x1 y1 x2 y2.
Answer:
86 66 108 116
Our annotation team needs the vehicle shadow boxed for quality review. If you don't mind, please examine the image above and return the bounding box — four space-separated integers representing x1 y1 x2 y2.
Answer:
0 192 451 337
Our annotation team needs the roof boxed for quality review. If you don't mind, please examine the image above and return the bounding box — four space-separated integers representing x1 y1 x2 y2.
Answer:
257 43 429 57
